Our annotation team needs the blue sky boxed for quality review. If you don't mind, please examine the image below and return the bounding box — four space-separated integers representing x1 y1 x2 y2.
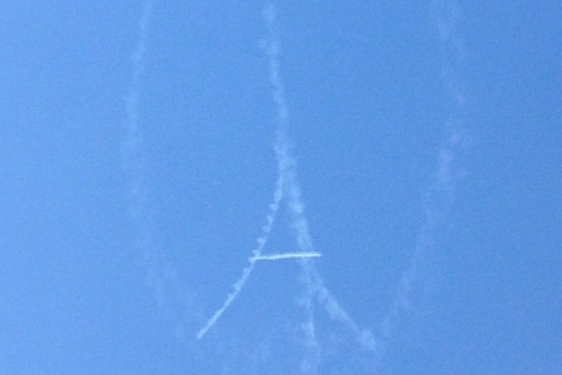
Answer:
1 1 561 374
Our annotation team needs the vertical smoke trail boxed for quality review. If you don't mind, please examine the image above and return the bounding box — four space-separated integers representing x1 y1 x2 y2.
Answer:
124 1 152 139
263 4 376 373
122 1 177 314
262 6 320 372
196 2 377 361
379 0 469 347
195 3 299 341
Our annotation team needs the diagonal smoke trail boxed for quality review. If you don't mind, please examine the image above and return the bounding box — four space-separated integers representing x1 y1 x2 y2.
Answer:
196 171 284 340
379 0 469 347
263 4 377 372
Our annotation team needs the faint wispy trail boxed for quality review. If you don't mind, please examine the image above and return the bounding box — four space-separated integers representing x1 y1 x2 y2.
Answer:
122 1 177 313
379 0 469 347
124 1 152 142
263 4 377 372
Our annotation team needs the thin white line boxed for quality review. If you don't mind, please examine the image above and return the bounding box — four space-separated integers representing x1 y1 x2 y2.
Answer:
253 252 322 261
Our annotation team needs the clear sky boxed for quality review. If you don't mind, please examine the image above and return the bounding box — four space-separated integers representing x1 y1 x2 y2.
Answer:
1 1 561 374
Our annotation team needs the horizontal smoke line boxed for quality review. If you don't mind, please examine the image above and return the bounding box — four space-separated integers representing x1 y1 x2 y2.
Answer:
252 252 322 261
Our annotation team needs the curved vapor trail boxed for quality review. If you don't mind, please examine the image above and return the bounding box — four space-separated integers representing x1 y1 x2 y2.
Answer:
379 0 469 347
263 4 377 373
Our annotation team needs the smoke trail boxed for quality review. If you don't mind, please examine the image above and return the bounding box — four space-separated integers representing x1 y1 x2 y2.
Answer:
263 4 377 372
253 252 322 261
124 1 151 139
379 0 469 346
196 2 309 342
196 171 284 340
196 2 377 360
121 1 179 315
123 1 152 188
262 6 319 372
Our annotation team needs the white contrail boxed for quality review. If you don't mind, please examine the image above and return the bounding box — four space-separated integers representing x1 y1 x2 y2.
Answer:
253 252 322 261
263 4 377 372
379 0 469 345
